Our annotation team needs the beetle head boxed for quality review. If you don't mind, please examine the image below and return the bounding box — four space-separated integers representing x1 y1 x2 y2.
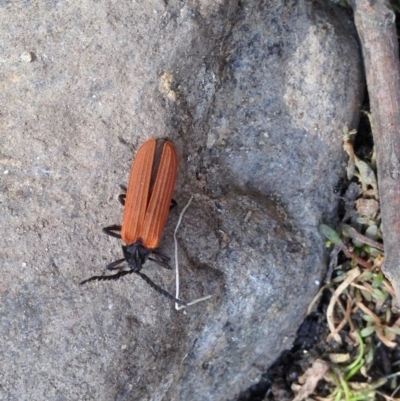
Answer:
122 239 151 272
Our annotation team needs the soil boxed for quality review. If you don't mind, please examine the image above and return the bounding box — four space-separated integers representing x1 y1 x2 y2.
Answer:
237 292 400 401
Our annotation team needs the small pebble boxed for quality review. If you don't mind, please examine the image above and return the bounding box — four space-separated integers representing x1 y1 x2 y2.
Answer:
20 52 34 63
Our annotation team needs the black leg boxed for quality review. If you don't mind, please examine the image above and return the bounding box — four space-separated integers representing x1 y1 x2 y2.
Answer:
106 258 126 271
103 225 122 239
148 257 171 270
170 199 177 210
149 249 171 270
118 194 126 206
151 249 171 263
136 271 186 306
80 270 133 285
117 187 170 213
118 185 127 205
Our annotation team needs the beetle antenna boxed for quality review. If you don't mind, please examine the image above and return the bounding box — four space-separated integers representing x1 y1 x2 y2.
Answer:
80 270 132 285
135 271 186 306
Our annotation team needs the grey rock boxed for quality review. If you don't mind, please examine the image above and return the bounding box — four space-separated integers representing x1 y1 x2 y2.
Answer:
0 0 362 400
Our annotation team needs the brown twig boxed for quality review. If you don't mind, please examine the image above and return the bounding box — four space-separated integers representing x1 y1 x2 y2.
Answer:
351 0 400 302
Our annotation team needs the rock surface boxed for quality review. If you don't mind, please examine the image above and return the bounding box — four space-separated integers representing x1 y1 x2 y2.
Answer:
0 0 362 400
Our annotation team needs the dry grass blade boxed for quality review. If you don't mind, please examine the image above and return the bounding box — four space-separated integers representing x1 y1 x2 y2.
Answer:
174 196 212 310
356 301 397 348
356 301 381 325
382 278 396 298
307 284 329 315
356 198 379 217
327 267 361 343
327 296 354 342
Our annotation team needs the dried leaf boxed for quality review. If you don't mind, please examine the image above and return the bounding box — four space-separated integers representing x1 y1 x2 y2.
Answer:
354 157 378 198
356 198 379 217
292 359 329 401
328 353 350 363
373 254 385 269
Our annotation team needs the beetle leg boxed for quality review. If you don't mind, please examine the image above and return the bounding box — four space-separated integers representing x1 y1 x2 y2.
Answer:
106 258 126 271
170 199 177 210
149 249 171 270
151 249 170 263
118 184 127 205
103 225 122 239
118 194 126 206
148 257 171 270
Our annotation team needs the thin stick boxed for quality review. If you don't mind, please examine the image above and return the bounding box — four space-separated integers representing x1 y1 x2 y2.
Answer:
174 196 193 307
173 195 212 310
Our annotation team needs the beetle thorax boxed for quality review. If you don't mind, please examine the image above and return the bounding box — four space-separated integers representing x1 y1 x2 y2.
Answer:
122 240 151 272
